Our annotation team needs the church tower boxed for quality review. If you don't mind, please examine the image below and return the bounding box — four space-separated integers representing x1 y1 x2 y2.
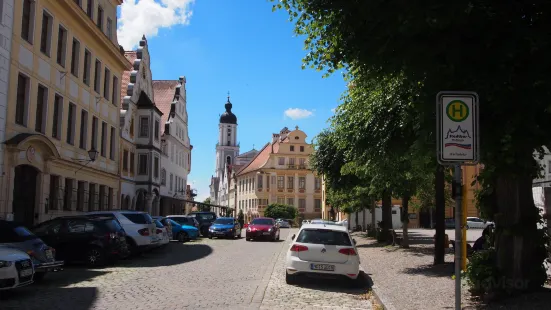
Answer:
215 95 239 179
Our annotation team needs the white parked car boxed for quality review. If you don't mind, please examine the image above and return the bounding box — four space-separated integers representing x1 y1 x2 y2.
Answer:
86 211 157 254
0 246 34 290
153 219 170 247
466 217 494 229
285 223 361 285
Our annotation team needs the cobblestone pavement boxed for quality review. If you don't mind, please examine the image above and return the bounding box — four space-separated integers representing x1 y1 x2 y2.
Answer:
1 228 372 310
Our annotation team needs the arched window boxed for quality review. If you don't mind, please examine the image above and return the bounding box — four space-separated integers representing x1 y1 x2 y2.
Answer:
226 156 232 165
160 169 166 185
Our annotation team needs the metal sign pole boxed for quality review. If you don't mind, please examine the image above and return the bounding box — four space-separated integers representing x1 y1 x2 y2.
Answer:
454 164 463 310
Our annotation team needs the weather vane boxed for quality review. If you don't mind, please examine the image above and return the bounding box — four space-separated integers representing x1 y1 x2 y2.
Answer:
227 91 230 100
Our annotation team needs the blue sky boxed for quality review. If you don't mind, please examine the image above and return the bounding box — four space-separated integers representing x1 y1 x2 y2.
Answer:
117 0 346 201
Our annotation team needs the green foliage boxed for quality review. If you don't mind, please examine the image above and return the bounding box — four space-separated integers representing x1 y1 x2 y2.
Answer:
465 249 501 296
264 203 298 220
237 209 244 221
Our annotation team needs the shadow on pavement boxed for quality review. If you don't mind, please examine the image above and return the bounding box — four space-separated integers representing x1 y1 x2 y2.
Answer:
401 262 454 278
115 242 213 268
292 271 373 294
464 287 551 310
0 286 98 310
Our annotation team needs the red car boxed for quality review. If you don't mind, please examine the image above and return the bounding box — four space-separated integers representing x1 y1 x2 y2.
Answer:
245 217 280 241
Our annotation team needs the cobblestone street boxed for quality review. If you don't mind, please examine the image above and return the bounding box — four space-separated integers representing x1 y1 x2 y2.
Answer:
0 228 372 310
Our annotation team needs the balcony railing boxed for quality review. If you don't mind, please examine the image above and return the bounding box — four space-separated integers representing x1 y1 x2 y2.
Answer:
287 164 308 169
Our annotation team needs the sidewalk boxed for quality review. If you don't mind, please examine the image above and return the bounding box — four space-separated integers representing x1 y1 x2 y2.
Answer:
354 230 551 310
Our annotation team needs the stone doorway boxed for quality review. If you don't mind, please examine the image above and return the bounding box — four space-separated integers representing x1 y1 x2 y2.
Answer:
12 165 39 227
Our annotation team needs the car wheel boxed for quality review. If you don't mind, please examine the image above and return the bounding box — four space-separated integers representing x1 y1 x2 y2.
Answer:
178 232 188 242
285 271 297 285
208 234 213 239
86 247 105 267
33 272 47 282
126 237 139 257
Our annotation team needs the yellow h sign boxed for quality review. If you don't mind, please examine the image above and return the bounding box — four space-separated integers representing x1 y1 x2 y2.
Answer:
446 100 469 122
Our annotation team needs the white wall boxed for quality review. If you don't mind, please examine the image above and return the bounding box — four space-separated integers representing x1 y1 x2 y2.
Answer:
348 206 403 230
0 0 15 176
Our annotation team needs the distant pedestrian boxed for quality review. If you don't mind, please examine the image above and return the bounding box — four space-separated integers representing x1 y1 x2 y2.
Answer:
472 226 492 252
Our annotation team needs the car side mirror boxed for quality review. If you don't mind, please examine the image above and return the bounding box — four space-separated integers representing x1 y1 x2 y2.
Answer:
291 234 295 240
353 239 357 245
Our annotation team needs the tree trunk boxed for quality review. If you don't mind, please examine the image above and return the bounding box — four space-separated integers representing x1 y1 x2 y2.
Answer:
401 195 410 248
355 211 359 230
382 189 393 243
494 175 547 292
371 201 377 233
363 207 366 231
434 165 446 265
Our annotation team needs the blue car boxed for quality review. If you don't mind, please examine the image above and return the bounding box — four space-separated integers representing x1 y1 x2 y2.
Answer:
168 219 199 242
208 217 242 239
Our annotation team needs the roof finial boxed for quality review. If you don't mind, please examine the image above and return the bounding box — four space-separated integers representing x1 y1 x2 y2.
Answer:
253 144 255 150
295 125 299 130
227 91 230 102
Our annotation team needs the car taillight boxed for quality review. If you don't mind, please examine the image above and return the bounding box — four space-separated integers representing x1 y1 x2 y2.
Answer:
290 244 308 252
138 228 150 236
26 250 35 257
338 248 357 256
156 229 162 234
105 232 117 240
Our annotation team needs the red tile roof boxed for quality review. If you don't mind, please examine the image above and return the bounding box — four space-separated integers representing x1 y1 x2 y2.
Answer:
121 51 137 108
152 80 179 135
237 143 272 175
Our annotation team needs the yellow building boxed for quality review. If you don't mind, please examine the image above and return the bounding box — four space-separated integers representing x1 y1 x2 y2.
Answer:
236 127 323 222
0 0 130 227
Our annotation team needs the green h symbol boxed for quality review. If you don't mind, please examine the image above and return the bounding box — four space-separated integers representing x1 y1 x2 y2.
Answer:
452 103 464 118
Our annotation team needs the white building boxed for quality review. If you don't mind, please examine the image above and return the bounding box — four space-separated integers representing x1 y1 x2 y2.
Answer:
155 78 192 216
119 36 162 214
209 96 257 207
0 0 14 180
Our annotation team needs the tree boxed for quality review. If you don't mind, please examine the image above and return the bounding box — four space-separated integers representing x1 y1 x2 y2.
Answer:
201 197 211 212
237 209 245 227
273 0 550 293
264 203 298 220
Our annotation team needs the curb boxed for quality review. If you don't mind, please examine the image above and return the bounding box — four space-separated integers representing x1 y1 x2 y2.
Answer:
370 285 396 310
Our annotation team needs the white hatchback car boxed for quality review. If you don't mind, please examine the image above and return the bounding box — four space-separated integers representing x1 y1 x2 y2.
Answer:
285 223 361 285
0 246 34 290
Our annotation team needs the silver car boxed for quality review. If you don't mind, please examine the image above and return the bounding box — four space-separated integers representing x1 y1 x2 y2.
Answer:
0 220 64 281
276 219 291 228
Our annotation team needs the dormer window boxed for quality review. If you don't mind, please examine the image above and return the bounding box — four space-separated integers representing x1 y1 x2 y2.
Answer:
142 69 146 80
290 145 295 152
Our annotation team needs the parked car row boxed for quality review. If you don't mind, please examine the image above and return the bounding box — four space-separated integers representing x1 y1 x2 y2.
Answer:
0 210 211 291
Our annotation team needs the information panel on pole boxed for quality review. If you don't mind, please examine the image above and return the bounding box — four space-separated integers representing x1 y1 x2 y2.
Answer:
436 91 479 165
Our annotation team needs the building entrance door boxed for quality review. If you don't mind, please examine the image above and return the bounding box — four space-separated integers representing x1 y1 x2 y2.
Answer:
12 165 39 227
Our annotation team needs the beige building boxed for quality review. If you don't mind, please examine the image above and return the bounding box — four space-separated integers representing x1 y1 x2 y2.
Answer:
235 127 323 222
0 0 129 227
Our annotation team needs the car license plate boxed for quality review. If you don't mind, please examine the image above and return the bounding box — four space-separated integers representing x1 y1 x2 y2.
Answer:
20 269 33 277
45 250 53 260
310 264 335 271
216 232 224 235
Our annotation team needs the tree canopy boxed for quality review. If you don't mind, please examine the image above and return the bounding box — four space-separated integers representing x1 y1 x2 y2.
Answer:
264 204 298 220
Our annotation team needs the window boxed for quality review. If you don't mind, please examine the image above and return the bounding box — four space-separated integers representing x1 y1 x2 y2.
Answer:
315 177 321 190
98 185 105 210
35 85 47 133
64 178 74 210
86 0 94 18
154 156 159 178
106 18 112 39
138 154 148 175
299 198 306 210
15 74 29 126
100 121 107 157
70 38 80 77
83 49 91 85
94 59 101 93
52 95 63 139
290 145 295 151
88 183 96 211
278 157 285 165
67 103 76 144
299 176 306 190
110 127 115 160
314 199 322 211
111 76 119 105
103 68 110 99
129 118 134 137
73 0 82 6
296 229 352 246
266 175 270 189
161 169 166 185
257 175 263 188
287 198 294 206
287 176 294 189
79 110 88 149
76 181 86 211
299 158 306 167
56 26 67 67
91 116 98 149
40 11 53 56
129 152 135 174
170 174 173 191
300 146 305 152
108 187 113 209
154 119 159 140
21 0 34 43
277 176 284 189
289 157 295 166
139 116 149 137
122 150 129 171
48 175 60 210
96 6 104 31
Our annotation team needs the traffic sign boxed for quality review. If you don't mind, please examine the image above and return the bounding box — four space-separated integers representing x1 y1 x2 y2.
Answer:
436 91 479 165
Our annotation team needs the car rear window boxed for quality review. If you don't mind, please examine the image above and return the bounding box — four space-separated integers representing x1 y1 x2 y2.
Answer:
296 229 352 246
103 219 124 232
251 219 273 225
154 220 164 228
122 213 152 224
194 213 216 221
0 226 38 242
170 217 189 224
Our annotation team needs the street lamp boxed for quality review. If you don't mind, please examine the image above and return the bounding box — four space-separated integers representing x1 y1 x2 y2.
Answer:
74 148 99 174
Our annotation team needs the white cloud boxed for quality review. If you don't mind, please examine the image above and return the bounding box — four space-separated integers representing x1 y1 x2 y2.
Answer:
284 108 314 120
117 0 194 50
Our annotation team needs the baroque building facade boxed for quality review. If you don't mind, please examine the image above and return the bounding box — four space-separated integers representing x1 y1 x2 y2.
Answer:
154 77 192 216
0 0 129 226
119 35 163 215
0 0 15 178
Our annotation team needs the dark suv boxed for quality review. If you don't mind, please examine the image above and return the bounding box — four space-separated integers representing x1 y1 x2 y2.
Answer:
188 212 217 236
